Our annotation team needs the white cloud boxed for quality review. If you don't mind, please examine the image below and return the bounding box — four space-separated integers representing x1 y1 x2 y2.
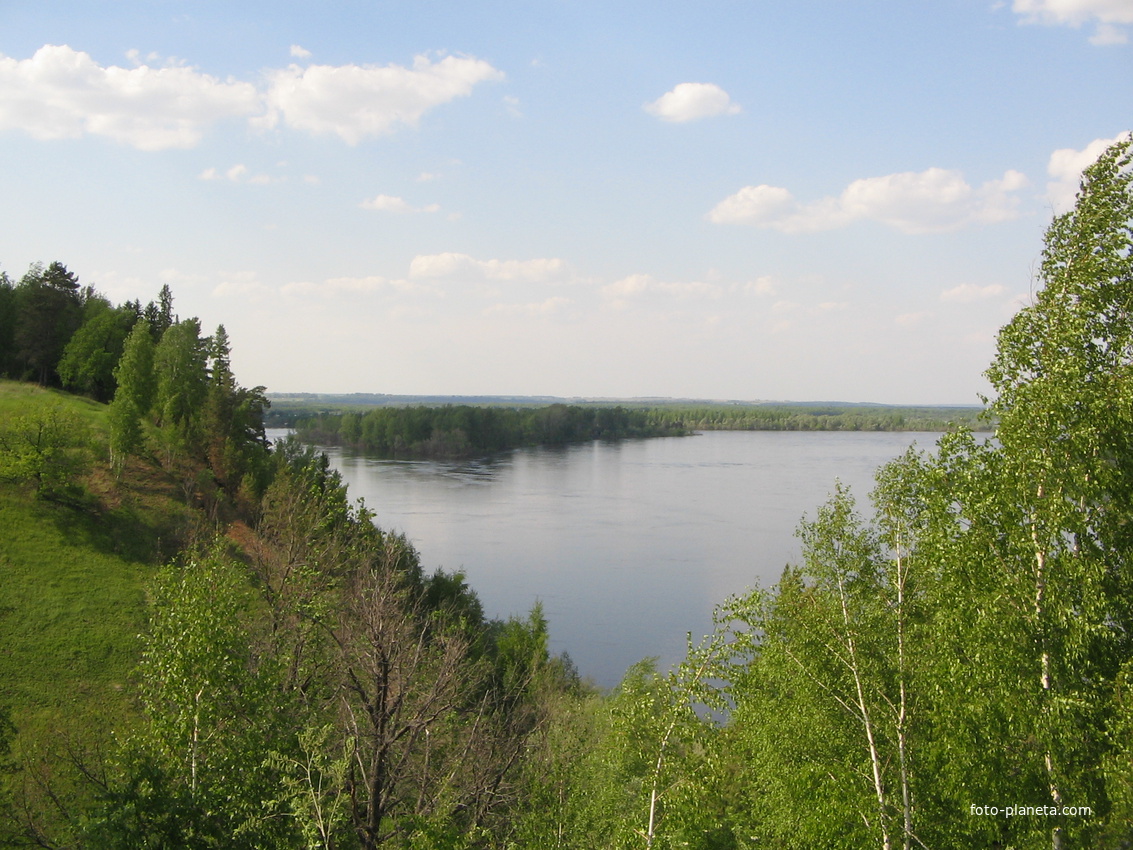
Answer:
1012 0 1133 43
282 275 423 297
601 273 722 309
360 194 440 213
940 283 1007 303
290 45 312 59
0 45 260 150
485 296 571 317
213 270 271 299
261 53 504 144
709 167 1029 233
1046 133 1131 212
199 162 279 184
644 82 741 123
896 311 931 326
409 252 568 283
772 300 798 314
603 273 652 299
709 185 814 230
1090 21 1131 42
745 276 778 296
0 45 504 149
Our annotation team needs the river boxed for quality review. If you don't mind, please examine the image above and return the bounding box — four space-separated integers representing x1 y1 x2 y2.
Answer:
282 429 940 688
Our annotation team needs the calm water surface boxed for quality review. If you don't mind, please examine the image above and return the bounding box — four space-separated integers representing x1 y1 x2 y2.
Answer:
299 430 938 688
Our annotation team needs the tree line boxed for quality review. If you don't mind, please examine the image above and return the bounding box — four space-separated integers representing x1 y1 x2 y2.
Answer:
0 137 1131 848
0 270 270 511
295 404 687 459
0 264 171 401
638 403 988 432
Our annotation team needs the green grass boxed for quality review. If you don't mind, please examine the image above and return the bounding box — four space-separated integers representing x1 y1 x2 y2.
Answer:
0 382 204 845
0 486 150 723
0 379 107 426
0 381 190 730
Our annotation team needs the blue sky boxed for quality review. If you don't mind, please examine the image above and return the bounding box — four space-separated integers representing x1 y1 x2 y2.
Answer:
1 1 1129 403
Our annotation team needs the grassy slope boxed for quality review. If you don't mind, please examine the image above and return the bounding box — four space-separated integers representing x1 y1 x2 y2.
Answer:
0 380 191 732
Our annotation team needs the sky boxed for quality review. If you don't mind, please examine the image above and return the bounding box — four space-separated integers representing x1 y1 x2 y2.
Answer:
0 1 1130 404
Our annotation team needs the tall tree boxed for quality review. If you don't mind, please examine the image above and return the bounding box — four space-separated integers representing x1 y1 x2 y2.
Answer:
108 319 157 472
143 283 176 341
0 271 16 377
13 261 83 385
81 545 301 849
153 318 209 462
57 300 136 402
863 136 1133 847
975 134 1133 848
722 487 917 850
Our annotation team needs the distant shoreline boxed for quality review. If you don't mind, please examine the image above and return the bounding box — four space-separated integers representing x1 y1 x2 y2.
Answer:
267 391 983 409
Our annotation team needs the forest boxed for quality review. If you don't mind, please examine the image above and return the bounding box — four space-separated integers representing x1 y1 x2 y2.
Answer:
291 402 985 460
0 138 1129 849
294 404 687 459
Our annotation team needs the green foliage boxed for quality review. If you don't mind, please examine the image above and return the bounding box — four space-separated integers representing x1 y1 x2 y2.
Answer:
153 317 209 458
264 724 355 850
12 261 84 386
296 403 687 458
202 324 272 494
57 301 137 402
108 319 157 471
0 271 19 377
0 405 91 502
640 402 987 433
127 544 299 847
610 137 1133 850
78 751 225 850
143 283 176 341
718 487 925 849
2 140 1131 846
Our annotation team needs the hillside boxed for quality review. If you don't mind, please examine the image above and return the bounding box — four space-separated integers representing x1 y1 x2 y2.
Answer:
0 381 196 780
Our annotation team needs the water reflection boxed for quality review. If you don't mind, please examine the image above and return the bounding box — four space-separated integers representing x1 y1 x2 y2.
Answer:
273 430 936 688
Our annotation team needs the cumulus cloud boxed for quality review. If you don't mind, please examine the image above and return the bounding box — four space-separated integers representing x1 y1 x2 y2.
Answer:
409 252 568 283
1046 133 1131 212
708 167 1029 233
0 45 503 150
261 54 504 144
644 82 741 123
290 45 312 59
940 283 1007 303
0 44 260 149
360 194 440 213
1012 0 1133 43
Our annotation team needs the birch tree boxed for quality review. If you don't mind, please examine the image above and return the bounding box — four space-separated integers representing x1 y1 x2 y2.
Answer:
724 486 918 849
